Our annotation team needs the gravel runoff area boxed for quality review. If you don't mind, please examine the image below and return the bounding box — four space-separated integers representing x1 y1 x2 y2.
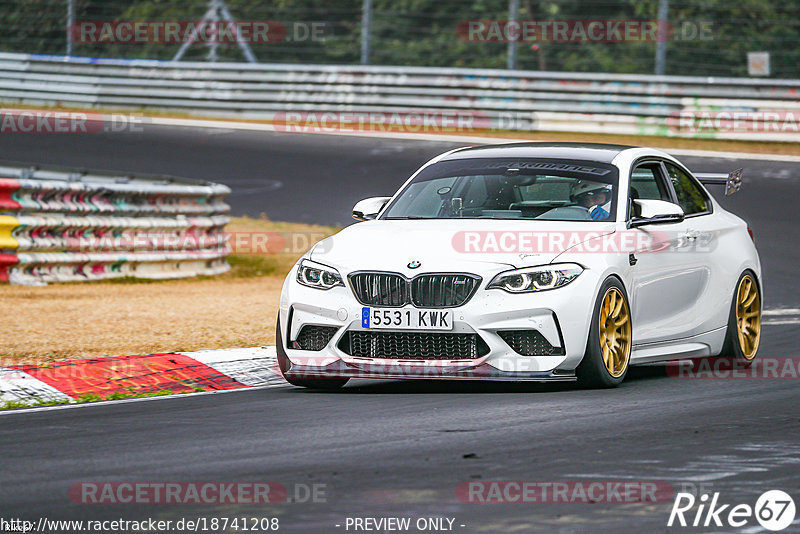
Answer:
0 218 338 363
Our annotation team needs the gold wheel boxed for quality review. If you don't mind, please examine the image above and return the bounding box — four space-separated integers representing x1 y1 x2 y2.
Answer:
735 274 761 360
599 287 632 378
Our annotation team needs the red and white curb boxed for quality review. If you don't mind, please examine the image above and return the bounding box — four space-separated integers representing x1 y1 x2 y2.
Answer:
0 368 72 405
179 347 282 387
1 308 794 409
0 347 284 408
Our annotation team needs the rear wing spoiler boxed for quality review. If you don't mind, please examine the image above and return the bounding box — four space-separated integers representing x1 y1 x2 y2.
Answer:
695 168 743 196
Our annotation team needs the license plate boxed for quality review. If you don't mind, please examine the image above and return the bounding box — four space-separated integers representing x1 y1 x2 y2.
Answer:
362 307 453 330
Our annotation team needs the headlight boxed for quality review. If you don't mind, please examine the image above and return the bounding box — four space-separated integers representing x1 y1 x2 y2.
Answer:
487 263 583 293
296 259 344 290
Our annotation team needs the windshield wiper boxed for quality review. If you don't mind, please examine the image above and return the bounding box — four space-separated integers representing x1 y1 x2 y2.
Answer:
384 216 436 220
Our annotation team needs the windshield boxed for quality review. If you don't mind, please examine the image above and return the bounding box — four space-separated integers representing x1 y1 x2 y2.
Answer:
382 158 619 221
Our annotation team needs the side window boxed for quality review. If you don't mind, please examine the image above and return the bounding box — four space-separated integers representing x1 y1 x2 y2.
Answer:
629 163 670 218
665 163 711 216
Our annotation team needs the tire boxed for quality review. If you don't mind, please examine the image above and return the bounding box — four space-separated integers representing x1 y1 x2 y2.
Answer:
275 317 349 390
576 277 633 388
719 271 761 366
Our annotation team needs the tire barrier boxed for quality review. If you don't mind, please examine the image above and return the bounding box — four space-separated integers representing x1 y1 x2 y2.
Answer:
0 162 231 285
1 52 800 141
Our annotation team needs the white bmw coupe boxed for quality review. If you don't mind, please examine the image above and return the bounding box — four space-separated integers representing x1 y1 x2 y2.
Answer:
277 143 761 388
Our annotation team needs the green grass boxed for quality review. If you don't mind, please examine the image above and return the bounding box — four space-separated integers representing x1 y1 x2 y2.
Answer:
2 397 71 409
75 393 103 403
2 400 31 409
34 398 71 407
224 254 293 278
1 388 179 410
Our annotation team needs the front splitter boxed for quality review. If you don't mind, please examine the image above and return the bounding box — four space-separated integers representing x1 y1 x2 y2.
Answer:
284 359 576 382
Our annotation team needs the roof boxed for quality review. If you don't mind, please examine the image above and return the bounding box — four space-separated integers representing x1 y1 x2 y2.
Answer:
441 142 639 164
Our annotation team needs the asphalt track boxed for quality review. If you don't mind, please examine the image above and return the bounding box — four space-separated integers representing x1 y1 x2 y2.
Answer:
1 125 799 533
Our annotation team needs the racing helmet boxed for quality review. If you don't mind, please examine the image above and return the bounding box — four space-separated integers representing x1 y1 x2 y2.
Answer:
570 180 611 201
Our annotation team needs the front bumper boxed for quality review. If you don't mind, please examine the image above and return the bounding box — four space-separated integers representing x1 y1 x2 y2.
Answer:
279 267 601 382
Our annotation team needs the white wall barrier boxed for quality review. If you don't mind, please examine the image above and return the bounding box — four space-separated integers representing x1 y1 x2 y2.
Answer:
1 52 800 141
0 162 230 285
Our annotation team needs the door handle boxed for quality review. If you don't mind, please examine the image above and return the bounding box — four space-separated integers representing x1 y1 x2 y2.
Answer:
683 230 700 241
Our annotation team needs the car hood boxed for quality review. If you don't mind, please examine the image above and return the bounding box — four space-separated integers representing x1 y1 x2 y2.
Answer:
310 219 616 277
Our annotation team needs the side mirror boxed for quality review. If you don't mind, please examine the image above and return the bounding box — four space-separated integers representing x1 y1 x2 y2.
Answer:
629 199 685 228
352 196 391 221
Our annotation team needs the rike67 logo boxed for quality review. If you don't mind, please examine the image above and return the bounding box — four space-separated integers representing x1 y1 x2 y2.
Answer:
668 490 796 531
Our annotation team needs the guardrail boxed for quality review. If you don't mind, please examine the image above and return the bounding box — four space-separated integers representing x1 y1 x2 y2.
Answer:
1 52 800 142
0 161 230 285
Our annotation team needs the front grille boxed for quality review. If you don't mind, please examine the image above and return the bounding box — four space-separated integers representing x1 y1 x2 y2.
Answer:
349 272 481 308
498 330 563 356
349 272 408 307
294 325 338 351
411 274 480 308
339 331 489 360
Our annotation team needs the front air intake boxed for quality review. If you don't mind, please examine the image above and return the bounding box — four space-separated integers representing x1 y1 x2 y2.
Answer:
294 325 339 351
498 330 563 356
338 331 489 360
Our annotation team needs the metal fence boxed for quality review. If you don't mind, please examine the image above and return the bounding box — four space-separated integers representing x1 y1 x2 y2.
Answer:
1 52 799 142
0 160 230 285
1 0 800 77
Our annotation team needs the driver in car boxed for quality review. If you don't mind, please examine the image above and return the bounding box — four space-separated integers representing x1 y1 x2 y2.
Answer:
570 181 612 220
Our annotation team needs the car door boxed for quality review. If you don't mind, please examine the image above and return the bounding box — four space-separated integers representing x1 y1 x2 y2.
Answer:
662 161 730 337
627 160 707 345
